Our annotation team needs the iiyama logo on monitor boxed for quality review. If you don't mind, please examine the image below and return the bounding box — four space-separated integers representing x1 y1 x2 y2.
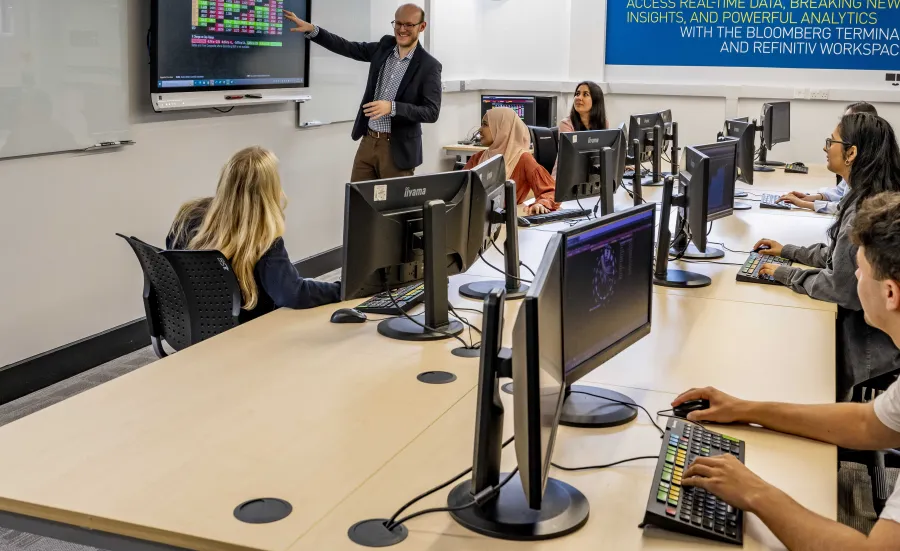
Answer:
588 137 599 144
404 187 427 198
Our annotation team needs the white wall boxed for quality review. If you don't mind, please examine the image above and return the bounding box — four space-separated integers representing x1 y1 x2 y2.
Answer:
0 4 475 367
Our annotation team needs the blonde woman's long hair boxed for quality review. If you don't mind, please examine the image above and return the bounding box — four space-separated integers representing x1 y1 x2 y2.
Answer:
169 146 286 310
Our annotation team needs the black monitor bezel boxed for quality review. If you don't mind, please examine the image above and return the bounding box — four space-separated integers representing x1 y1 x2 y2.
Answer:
554 129 626 204
762 101 791 149
557 204 656 385
693 140 738 222
150 0 313 94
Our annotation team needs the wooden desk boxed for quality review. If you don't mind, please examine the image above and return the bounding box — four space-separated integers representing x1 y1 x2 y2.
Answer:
291 384 836 551
443 144 488 155
0 275 513 551
0 165 840 551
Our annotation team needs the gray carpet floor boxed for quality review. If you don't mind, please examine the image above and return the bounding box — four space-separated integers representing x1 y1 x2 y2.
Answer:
0 282 891 549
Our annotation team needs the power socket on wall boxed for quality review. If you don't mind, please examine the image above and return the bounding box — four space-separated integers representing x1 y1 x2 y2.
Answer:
809 89 830 100
793 88 809 99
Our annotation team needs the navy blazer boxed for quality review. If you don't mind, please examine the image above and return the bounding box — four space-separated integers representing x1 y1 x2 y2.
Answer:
310 27 442 171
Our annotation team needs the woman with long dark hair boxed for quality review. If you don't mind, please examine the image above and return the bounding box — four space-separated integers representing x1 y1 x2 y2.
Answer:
755 113 900 398
552 81 608 178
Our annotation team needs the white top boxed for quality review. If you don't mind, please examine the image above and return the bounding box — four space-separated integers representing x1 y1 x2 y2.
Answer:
873 380 900 523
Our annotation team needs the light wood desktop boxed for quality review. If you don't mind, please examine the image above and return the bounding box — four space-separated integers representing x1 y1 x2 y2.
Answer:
0 167 840 550
291 385 836 551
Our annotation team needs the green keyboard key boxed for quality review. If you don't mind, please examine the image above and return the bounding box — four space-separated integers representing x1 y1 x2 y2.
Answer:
657 489 667 502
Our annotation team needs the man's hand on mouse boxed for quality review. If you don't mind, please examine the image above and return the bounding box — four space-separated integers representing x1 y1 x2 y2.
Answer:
752 238 783 257
682 454 773 513
671 387 748 423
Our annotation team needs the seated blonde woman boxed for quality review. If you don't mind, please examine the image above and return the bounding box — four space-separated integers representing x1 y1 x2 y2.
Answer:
465 107 560 215
167 146 341 323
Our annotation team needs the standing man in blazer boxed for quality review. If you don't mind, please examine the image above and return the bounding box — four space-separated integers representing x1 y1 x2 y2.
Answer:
284 4 442 181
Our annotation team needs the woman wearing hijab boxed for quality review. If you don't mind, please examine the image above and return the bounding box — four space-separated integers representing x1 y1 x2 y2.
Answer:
464 107 560 215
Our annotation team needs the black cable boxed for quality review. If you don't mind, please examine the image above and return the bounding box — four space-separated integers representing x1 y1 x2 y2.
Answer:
592 195 604 217
708 241 751 254
452 307 483 316
673 258 744 267
477 250 532 284
214 107 235 113
384 436 516 529
571 390 664 436
707 221 713 237
575 198 591 221
552 455 658 472
520 262 536 277
382 278 471 349
387 468 519 530
487 235 535 278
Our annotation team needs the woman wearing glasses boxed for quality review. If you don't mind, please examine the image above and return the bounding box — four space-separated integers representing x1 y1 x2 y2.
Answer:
284 4 442 181
754 113 900 399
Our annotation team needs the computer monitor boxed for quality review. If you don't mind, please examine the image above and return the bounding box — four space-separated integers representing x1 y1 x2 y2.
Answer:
722 118 756 211
555 129 627 216
723 119 755 186
556 204 656 427
627 109 673 186
481 95 537 126
459 155 529 301
653 140 738 288
150 0 311 111
341 172 472 341
759 101 791 168
447 237 590 541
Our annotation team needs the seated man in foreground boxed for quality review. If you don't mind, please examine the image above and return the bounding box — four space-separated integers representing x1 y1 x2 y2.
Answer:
673 191 900 550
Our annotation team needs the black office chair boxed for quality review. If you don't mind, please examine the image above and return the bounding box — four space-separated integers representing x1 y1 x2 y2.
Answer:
551 126 559 147
839 369 900 516
528 125 558 175
118 235 241 358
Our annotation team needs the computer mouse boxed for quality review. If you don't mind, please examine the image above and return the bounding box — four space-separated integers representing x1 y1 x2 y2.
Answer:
517 216 532 227
673 399 710 419
794 161 806 168
330 308 367 324
754 244 770 253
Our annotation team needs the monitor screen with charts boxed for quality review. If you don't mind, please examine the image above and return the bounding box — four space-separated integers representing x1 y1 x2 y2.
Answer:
151 0 311 93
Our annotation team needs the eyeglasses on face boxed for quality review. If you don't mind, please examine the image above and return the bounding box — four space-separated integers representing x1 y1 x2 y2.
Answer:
392 20 423 30
825 137 852 148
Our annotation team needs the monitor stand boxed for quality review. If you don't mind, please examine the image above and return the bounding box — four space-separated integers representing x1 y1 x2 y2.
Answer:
652 177 712 289
378 200 465 342
500 382 638 427
733 189 752 210
460 181 529 301
448 290 589 541
671 242 725 260
756 147 783 171
559 385 637 427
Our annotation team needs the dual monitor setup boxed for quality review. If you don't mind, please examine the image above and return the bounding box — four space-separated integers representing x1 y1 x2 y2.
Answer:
345 195 658 546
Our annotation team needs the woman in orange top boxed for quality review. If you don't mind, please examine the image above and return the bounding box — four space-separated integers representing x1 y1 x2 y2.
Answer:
464 107 559 215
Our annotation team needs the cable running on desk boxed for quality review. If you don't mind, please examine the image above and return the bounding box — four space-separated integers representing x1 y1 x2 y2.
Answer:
383 436 515 530
382 279 475 350
570 390 664 436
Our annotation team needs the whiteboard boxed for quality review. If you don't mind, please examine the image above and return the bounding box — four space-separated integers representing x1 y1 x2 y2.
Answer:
0 0 130 159
297 0 373 126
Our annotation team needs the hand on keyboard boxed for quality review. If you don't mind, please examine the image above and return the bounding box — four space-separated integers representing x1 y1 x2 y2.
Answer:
751 238 784 257
526 203 551 216
672 387 747 424
682 454 771 514
757 263 780 278
777 194 814 211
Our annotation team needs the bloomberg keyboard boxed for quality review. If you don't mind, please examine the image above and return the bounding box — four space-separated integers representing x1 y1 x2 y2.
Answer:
642 418 746 545
355 283 424 315
736 251 793 285
519 208 590 227
759 193 793 210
